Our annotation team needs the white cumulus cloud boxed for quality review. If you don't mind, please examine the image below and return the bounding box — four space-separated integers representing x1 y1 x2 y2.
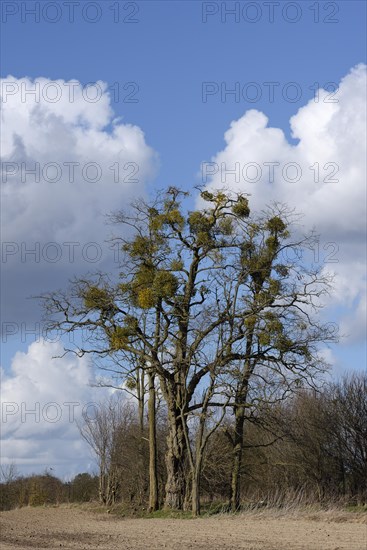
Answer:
0 340 112 477
201 64 366 347
1 76 159 328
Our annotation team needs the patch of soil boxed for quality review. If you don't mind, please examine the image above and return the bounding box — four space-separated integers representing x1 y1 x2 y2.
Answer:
0 506 366 549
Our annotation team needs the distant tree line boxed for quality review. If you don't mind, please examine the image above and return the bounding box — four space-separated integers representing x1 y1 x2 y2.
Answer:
0 470 98 511
36 187 364 515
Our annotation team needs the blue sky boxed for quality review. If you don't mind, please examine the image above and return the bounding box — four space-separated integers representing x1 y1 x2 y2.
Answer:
2 1 365 185
1 0 366 477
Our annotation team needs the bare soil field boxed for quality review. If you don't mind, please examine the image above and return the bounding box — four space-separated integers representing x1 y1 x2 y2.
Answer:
0 506 366 550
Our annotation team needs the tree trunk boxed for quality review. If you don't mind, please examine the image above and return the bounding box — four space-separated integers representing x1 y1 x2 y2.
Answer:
137 368 145 441
137 368 146 505
99 456 108 505
229 407 245 512
183 482 192 511
164 406 187 510
148 371 159 511
191 465 201 516
99 472 107 505
190 413 206 516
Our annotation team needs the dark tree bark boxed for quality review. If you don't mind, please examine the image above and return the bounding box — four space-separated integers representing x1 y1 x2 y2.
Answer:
148 370 159 511
163 396 188 510
229 406 246 512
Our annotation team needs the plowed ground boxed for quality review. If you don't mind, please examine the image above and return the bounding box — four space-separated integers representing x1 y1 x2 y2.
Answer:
0 506 366 549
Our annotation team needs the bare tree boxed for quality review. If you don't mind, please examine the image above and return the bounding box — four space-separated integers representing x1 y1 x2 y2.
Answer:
0 462 19 484
79 396 132 505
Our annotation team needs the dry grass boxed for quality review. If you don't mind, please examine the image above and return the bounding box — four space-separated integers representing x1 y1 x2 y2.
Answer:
52 499 367 525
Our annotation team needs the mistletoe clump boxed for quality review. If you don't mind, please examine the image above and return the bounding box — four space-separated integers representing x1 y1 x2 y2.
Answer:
83 286 113 311
232 196 250 218
130 266 179 309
